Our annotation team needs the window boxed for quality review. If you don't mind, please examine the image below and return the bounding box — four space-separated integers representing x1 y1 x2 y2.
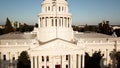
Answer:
42 56 44 62
66 55 69 60
62 7 64 11
42 66 44 68
59 7 61 11
12 57 15 60
55 19 57 26
52 19 54 26
3 55 6 61
59 19 61 27
46 56 49 61
47 66 49 68
66 65 68 68
48 6 50 11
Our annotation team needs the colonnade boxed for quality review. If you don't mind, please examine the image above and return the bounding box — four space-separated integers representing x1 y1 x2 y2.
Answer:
42 5 68 13
31 54 84 68
38 17 72 28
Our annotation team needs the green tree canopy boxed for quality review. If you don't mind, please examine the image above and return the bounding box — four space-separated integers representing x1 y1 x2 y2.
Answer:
17 51 30 68
4 18 14 33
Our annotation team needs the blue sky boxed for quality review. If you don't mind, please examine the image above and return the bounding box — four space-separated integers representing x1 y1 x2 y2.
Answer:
0 0 120 25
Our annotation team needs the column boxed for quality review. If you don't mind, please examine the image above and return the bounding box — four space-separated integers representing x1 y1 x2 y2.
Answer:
38 17 41 28
31 56 33 68
60 18 62 27
62 55 64 68
0 52 2 68
70 55 73 68
73 55 77 68
44 56 46 68
35 56 37 68
48 17 51 27
39 56 41 68
62 18 63 27
67 18 69 28
61 55 62 68
82 54 85 68
59 18 61 27
53 18 56 27
43 17 45 27
40 18 43 27
57 18 59 27
69 18 72 28
78 54 81 68
37 56 39 68
45 17 48 27
52 56 54 68
107 50 110 65
66 18 68 28
63 17 66 27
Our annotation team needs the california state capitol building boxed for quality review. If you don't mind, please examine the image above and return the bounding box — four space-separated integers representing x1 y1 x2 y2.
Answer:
0 0 120 68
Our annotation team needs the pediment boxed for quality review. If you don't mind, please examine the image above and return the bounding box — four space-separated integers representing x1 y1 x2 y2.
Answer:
30 39 84 55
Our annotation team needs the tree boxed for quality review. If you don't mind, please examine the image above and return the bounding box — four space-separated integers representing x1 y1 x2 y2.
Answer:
0 28 4 35
35 23 38 27
98 20 112 35
114 29 120 37
85 51 103 68
17 51 30 68
19 24 34 32
110 50 120 68
115 52 120 68
4 18 14 33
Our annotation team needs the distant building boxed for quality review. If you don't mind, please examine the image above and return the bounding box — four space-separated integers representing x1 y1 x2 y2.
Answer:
0 25 5 29
112 26 120 30
11 21 21 29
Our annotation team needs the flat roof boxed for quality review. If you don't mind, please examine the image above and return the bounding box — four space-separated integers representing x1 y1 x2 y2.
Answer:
74 32 115 38
0 33 36 39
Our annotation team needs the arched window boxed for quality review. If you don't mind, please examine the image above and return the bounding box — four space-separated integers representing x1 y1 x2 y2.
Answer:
48 6 50 11
46 7 47 12
59 6 61 12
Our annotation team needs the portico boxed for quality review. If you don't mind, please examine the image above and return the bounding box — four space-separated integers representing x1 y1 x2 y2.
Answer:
30 39 85 68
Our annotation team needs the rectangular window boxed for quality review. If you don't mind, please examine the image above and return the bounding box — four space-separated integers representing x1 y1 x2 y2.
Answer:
42 66 44 68
66 65 68 68
66 55 69 60
46 56 49 62
47 66 49 68
42 56 44 62
12 57 15 60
